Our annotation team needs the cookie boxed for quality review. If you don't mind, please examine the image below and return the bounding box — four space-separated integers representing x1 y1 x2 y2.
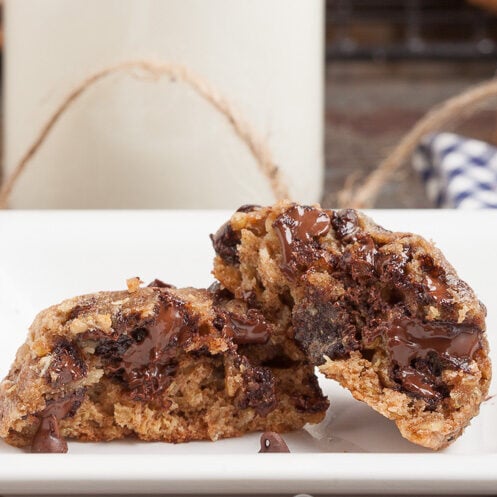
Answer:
212 202 491 450
0 280 328 452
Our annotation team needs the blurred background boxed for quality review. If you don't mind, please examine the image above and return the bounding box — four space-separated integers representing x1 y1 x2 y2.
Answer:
325 0 497 208
1 0 497 209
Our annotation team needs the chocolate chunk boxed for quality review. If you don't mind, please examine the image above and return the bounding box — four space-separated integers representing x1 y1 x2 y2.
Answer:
210 222 241 265
32 388 86 453
95 334 134 359
375 248 451 310
342 234 378 281
355 235 377 266
272 205 331 277
387 317 482 399
292 374 331 413
46 340 87 387
235 358 277 416
259 432 290 453
331 209 361 242
207 281 222 293
395 368 441 401
67 299 97 320
112 309 148 336
375 249 410 283
147 279 174 289
236 204 261 213
208 282 235 304
293 289 359 364
225 309 271 345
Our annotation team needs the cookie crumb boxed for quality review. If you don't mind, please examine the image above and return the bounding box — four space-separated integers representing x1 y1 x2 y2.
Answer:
126 277 143 293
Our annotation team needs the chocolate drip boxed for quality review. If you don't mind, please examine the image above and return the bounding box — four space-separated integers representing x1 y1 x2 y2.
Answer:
272 205 330 276
225 309 270 345
31 415 67 453
387 317 482 399
31 389 85 453
93 296 201 401
259 432 290 453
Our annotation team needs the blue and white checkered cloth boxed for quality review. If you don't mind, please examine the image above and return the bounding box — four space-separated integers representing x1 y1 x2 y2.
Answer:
413 132 497 208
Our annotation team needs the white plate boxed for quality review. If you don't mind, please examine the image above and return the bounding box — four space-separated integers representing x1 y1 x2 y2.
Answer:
0 210 496 495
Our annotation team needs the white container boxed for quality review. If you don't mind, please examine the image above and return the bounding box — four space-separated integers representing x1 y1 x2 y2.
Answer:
4 0 324 209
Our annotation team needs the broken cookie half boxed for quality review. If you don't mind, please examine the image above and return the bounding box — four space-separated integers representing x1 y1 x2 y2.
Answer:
0 281 328 452
212 202 491 450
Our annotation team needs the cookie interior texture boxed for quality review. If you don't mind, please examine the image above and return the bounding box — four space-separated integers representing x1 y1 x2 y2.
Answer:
0 283 328 452
212 202 491 450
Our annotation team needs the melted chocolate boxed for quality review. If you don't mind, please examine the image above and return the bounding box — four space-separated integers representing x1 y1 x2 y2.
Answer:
375 249 410 282
32 389 85 453
272 205 330 275
356 236 376 265
425 275 451 303
42 391 85 420
388 318 481 365
259 432 290 453
225 309 270 345
31 415 67 453
119 303 187 401
210 222 240 265
344 234 378 280
387 317 481 399
46 340 87 387
397 369 440 400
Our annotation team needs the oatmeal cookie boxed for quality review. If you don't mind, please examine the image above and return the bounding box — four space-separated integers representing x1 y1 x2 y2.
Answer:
212 202 491 450
0 280 328 452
